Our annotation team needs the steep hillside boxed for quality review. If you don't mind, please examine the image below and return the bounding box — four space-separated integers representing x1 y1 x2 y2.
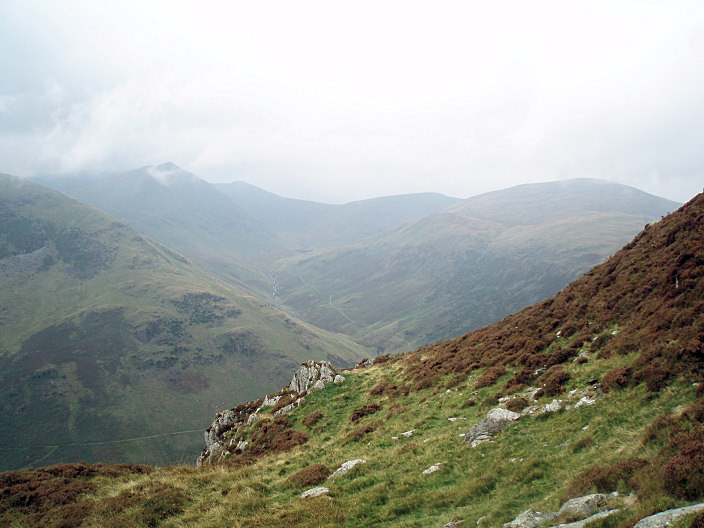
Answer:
0 174 366 471
2 191 701 528
274 179 679 353
215 181 461 249
67 163 289 296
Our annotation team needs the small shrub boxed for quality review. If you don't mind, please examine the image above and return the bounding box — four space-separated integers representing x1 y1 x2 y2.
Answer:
662 440 704 499
475 365 507 389
370 381 397 396
413 377 437 392
538 366 571 397
602 366 632 392
345 423 378 442
386 403 407 420
286 464 331 487
634 365 670 392
302 411 323 428
350 404 382 422
506 397 529 413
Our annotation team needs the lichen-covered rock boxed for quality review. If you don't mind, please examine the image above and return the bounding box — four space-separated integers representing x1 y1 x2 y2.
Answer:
464 408 521 447
632 503 704 528
289 361 337 394
556 493 609 519
311 380 326 391
300 487 330 499
330 459 366 478
334 374 346 384
502 509 556 528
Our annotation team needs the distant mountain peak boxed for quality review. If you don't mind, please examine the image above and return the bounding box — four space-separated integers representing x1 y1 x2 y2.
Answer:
146 162 198 186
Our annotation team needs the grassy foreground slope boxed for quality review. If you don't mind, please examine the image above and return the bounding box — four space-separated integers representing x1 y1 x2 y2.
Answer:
1 191 701 527
0 174 366 470
274 179 679 353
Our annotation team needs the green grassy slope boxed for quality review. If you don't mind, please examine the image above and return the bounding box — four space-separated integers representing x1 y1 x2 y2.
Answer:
1 190 701 528
0 174 366 470
273 180 680 354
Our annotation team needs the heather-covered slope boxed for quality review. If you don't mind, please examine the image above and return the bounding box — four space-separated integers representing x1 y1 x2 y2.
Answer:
2 191 701 528
0 174 366 470
274 179 679 353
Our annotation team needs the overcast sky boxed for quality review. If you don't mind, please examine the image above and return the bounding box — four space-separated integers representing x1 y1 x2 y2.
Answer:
1 1 703 203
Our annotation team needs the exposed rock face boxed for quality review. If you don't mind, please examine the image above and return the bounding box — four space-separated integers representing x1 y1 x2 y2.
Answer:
632 503 704 528
198 359 345 465
289 361 338 394
464 408 521 447
330 459 366 478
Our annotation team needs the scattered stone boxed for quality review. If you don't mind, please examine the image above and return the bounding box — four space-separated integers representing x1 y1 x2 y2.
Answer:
330 459 366 478
582 425 590 430
300 487 330 499
402 430 415 438
543 400 562 413
334 375 346 384
356 358 373 368
311 380 326 391
502 509 556 528
442 521 464 527
448 417 466 422
464 408 521 448
392 436 399 440
476 516 486 525
423 464 442 474
574 397 596 409
459 433 466 438
274 399 302 416
289 361 337 394
632 503 704 528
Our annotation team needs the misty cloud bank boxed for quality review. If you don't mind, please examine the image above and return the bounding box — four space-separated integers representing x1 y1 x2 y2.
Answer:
1 1 703 203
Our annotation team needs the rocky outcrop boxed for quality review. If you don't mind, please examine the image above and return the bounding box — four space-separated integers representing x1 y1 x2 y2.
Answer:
198 360 345 465
632 503 704 528
289 361 338 393
464 408 521 447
